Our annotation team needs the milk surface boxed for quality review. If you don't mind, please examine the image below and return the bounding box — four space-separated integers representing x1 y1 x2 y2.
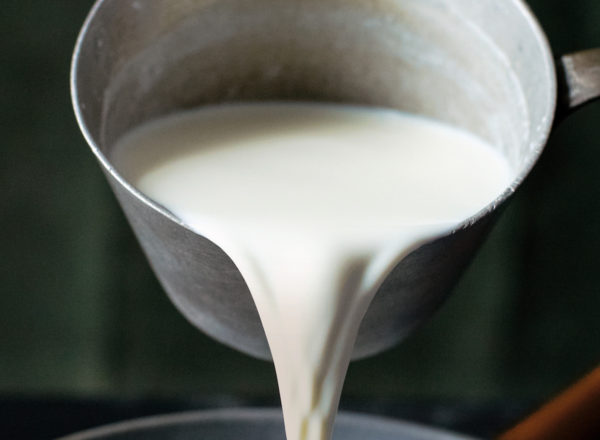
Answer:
112 103 513 440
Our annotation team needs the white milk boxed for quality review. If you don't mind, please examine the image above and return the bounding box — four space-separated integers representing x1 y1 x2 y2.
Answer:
112 103 513 440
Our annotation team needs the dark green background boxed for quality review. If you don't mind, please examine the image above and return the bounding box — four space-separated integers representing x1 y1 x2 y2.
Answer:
1 0 599 406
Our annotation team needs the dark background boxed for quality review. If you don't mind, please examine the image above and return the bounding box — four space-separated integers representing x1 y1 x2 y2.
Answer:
1 0 600 436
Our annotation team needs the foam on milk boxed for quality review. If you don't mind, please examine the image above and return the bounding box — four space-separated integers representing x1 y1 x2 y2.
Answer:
112 103 513 440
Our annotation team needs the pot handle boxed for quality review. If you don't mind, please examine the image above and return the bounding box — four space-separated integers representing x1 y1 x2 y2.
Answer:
498 365 600 440
556 48 600 121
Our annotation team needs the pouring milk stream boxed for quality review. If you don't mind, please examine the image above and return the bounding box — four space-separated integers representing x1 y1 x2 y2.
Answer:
111 102 513 440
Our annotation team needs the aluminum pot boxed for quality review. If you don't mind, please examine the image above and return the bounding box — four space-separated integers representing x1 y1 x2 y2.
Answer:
71 0 600 360
58 408 476 440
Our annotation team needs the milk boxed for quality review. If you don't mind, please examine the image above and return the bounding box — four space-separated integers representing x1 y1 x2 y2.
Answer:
112 103 513 440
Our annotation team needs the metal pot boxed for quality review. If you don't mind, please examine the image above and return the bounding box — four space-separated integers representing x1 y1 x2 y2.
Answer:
71 0 600 360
